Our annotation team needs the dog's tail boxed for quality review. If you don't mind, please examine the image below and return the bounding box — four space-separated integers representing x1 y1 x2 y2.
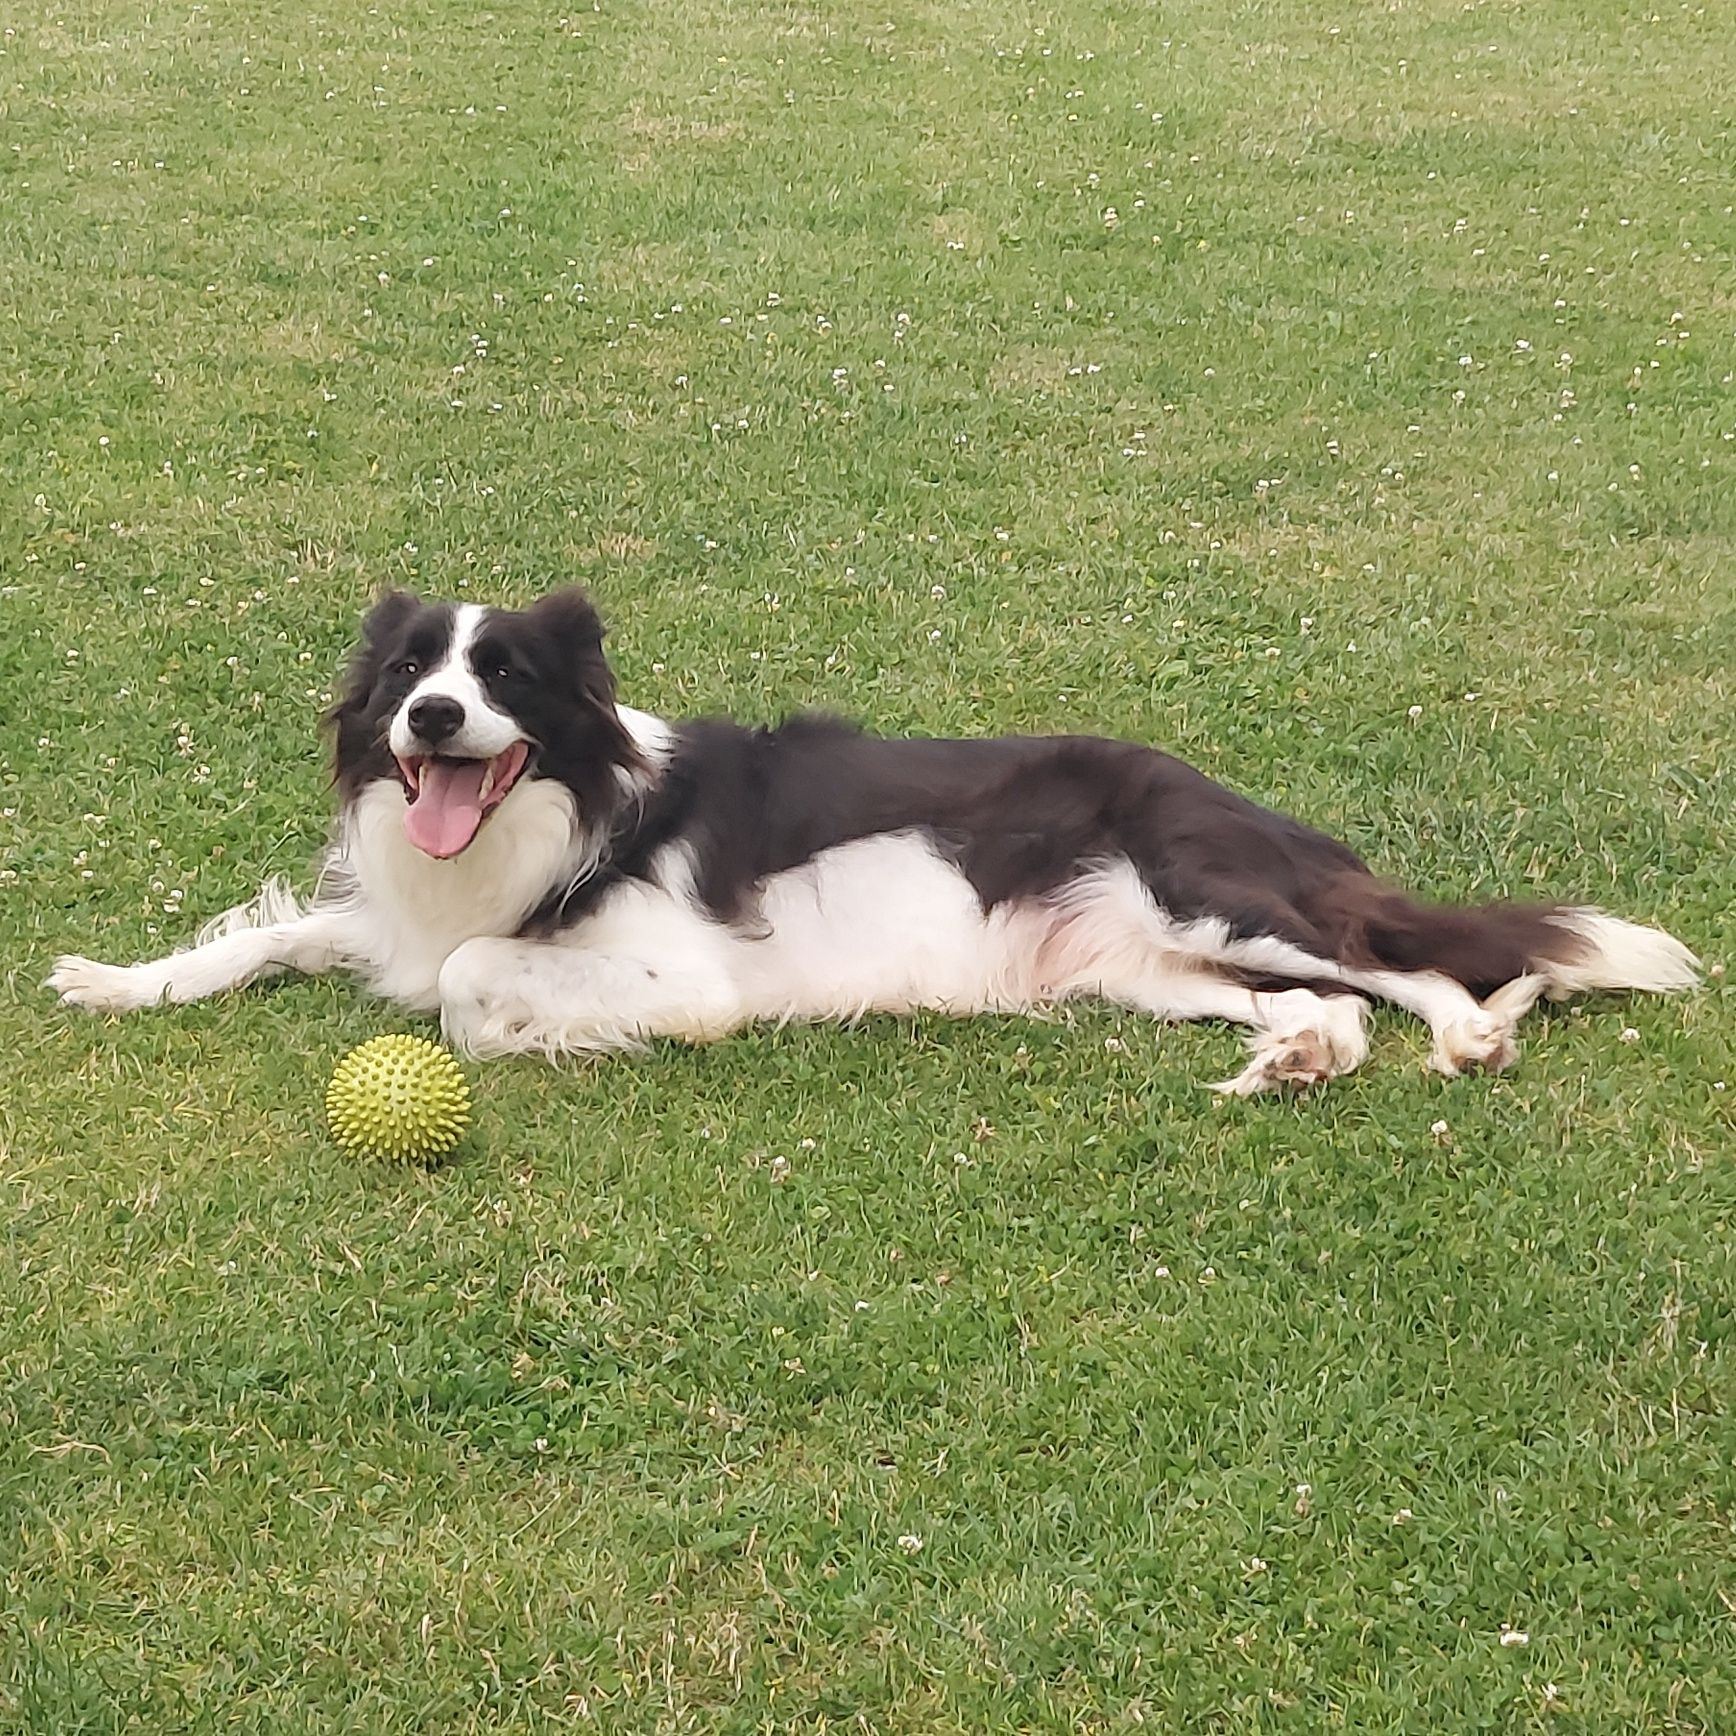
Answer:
195 876 306 944
1530 907 1702 996
1354 889 1699 1000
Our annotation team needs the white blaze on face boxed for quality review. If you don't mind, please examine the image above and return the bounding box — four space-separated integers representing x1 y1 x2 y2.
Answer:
388 604 532 860
386 605 518 760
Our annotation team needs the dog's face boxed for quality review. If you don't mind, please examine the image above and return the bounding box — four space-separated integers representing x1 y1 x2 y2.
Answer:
331 588 636 858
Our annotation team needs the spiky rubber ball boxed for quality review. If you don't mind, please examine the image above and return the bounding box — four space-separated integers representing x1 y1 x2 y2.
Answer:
327 1034 471 1162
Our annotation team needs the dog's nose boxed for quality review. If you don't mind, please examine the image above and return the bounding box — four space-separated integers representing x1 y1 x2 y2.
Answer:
407 696 465 746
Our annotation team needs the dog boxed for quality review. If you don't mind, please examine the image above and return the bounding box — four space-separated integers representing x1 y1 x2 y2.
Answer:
49 587 1699 1093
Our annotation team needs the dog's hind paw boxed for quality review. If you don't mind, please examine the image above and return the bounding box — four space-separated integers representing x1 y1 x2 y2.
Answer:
1429 1011 1519 1077
1210 1028 1339 1097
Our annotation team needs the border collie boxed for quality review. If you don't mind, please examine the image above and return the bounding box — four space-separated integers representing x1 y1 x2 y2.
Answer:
50 587 1699 1094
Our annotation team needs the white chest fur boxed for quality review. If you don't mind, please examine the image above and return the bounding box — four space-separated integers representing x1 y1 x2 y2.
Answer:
333 779 584 1009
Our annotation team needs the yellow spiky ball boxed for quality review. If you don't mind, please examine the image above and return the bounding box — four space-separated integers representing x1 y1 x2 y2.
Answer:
327 1034 471 1162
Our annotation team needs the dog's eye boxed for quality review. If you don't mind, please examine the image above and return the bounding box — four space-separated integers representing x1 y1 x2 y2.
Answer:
489 664 515 682
394 659 420 677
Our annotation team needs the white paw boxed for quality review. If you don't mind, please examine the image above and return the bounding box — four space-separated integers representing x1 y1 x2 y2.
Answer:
1430 1011 1519 1077
1210 1027 1341 1097
47 955 164 1015
1314 995 1371 1073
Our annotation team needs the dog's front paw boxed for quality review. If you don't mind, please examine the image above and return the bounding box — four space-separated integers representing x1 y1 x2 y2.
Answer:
47 955 164 1015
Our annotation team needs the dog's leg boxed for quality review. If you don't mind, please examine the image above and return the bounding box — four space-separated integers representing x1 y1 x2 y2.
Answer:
1166 923 1539 1079
437 934 743 1058
1094 956 1370 1095
49 890 360 1014
1338 966 1523 1076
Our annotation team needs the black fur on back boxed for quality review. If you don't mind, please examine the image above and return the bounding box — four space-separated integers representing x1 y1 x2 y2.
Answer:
522 700 1585 996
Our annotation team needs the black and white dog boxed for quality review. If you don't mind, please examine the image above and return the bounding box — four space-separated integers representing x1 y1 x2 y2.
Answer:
50 588 1698 1093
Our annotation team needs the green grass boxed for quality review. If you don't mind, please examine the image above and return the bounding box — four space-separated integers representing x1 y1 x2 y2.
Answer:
4 0 1735 1728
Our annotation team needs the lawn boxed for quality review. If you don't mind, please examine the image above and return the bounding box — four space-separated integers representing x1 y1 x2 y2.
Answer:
3 0 1734 1728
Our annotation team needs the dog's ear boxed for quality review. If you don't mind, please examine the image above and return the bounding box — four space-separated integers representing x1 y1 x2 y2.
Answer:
359 588 420 649
327 590 420 731
525 586 607 652
525 586 616 706
523 586 639 762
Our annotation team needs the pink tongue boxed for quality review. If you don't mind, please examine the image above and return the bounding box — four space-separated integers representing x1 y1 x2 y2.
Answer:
404 759 491 858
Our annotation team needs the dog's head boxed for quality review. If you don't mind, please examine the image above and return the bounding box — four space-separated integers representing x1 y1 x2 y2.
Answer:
330 587 638 858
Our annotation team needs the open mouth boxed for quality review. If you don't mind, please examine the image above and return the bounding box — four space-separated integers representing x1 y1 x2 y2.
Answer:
394 742 532 859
